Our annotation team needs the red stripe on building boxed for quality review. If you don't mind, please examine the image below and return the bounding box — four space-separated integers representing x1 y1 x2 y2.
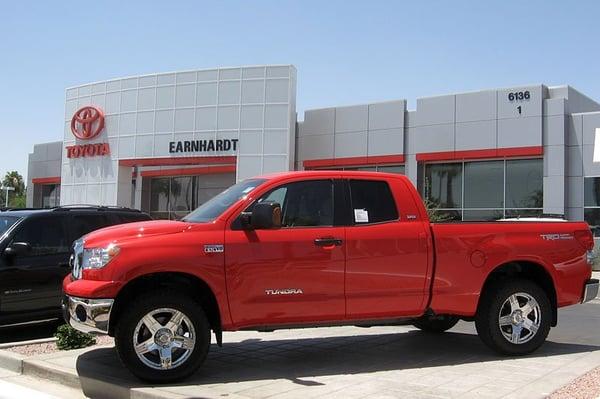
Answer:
416 146 543 162
303 154 405 169
140 165 236 178
119 156 236 167
32 177 61 184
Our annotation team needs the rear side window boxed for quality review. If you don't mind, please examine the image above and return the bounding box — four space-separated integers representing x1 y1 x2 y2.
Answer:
114 213 152 224
70 214 111 241
349 180 398 224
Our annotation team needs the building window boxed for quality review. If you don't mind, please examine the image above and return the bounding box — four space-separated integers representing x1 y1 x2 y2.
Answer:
149 174 235 220
41 184 61 208
584 177 600 236
312 164 405 174
423 159 542 221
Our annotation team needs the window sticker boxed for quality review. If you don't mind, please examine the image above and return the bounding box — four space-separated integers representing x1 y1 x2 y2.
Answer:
354 208 369 223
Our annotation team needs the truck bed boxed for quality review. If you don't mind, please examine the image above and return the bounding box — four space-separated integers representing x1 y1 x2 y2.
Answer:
428 220 592 316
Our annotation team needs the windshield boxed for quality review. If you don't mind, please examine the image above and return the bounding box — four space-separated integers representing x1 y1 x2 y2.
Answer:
183 179 267 223
0 216 20 236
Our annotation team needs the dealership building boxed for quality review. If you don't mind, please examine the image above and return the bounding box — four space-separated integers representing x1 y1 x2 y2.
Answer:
26 64 600 230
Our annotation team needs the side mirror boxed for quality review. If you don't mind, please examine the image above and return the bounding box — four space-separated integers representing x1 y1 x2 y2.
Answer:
248 201 282 230
4 242 31 257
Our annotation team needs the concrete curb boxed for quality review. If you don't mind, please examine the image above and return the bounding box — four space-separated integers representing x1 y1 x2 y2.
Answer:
0 349 25 374
0 348 179 399
0 337 57 350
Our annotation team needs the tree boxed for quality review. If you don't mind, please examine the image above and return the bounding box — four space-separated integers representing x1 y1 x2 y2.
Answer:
1 171 26 208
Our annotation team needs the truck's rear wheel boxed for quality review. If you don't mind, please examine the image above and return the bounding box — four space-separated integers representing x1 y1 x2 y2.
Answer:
475 279 551 355
413 315 459 333
114 291 210 383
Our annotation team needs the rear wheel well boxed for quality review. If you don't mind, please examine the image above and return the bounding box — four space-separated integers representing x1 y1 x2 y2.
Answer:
479 261 558 327
108 272 222 343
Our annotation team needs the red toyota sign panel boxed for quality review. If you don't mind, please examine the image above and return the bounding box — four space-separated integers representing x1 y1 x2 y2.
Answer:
71 106 105 140
68 106 110 158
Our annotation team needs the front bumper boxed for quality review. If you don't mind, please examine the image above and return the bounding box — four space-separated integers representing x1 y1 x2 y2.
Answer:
62 295 114 334
582 279 599 303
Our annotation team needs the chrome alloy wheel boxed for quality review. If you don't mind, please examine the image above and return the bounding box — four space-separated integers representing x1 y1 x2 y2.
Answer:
498 292 541 344
133 308 196 370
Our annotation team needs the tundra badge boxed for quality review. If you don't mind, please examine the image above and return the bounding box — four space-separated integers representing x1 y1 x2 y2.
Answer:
204 244 224 253
265 288 304 295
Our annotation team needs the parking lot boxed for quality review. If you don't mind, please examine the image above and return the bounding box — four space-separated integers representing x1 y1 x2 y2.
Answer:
0 297 593 399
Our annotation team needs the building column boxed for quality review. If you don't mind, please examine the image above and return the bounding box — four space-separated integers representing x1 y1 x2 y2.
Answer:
134 169 142 210
115 165 133 207
542 99 567 216
404 153 418 188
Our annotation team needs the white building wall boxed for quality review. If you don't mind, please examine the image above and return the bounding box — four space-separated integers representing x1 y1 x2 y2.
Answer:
60 65 297 206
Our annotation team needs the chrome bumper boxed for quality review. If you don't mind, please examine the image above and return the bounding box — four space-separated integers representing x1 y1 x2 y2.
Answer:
582 279 599 303
63 295 113 334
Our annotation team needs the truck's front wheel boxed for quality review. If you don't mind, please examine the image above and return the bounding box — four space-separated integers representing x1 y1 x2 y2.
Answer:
475 279 551 355
114 291 210 383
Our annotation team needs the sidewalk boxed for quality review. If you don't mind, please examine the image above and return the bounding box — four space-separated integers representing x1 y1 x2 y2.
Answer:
1 319 600 399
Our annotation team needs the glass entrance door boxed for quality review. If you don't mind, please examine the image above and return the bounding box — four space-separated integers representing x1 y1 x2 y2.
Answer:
149 173 235 220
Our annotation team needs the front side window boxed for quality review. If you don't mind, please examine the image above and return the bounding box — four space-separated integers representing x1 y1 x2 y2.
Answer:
255 180 334 227
349 180 398 224
0 216 20 236
11 217 69 256
184 179 266 223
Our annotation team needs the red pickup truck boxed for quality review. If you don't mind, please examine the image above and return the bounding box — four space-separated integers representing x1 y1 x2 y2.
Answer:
63 171 598 382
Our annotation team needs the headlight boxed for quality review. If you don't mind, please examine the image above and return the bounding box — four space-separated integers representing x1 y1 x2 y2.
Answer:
587 250 596 266
82 243 120 270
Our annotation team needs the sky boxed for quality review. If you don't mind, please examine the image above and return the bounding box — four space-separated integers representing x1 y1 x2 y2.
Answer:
1 0 600 181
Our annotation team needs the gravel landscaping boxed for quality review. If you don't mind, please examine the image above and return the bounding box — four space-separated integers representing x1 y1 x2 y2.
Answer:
548 366 600 399
6 335 113 357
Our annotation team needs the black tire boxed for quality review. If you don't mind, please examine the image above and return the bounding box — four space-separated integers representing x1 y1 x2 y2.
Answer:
475 278 551 355
413 315 459 333
114 291 210 383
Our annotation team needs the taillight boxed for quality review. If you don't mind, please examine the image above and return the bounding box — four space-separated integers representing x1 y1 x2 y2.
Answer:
575 229 594 250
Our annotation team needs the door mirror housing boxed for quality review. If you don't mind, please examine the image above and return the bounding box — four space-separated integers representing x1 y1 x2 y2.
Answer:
4 242 31 257
246 201 282 230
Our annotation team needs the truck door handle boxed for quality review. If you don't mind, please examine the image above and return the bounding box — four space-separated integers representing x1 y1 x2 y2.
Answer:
314 238 343 248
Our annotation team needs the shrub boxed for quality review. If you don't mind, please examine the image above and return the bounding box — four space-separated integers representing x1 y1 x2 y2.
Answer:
55 324 96 350
423 199 452 222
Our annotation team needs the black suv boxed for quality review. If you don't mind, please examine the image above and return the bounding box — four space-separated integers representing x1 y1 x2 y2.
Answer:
0 206 152 327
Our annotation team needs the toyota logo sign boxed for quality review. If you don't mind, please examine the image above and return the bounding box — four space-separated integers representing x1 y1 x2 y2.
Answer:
71 106 105 140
